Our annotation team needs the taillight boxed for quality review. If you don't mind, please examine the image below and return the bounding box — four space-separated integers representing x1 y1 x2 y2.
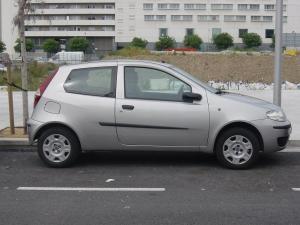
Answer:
34 68 59 108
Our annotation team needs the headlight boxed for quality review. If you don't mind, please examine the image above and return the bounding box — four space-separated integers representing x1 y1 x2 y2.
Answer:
266 110 286 122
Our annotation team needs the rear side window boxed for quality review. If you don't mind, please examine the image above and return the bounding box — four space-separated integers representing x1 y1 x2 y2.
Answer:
64 67 117 97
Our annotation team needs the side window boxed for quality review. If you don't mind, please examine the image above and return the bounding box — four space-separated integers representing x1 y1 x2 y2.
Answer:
124 67 191 102
64 67 116 97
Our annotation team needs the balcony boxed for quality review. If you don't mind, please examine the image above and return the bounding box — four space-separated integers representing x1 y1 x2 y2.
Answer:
29 8 115 15
25 20 115 26
25 30 115 37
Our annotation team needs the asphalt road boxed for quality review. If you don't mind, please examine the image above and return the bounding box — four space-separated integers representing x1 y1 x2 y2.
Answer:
0 148 300 225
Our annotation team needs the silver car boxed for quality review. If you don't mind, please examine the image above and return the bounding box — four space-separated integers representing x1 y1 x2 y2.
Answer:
28 60 292 169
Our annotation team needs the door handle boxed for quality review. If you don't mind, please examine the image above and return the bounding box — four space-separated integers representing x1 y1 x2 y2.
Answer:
122 105 135 110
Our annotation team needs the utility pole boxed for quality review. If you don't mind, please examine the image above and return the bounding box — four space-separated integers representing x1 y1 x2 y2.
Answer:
273 0 283 106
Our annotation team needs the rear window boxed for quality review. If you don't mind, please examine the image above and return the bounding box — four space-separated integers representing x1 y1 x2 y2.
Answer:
64 67 117 97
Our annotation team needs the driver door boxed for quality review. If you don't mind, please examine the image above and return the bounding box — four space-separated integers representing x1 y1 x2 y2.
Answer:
115 66 209 148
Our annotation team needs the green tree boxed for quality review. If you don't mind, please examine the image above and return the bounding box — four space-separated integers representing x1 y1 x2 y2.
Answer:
130 37 148 48
242 33 262 48
0 41 6 53
213 33 234 50
67 37 89 52
43 38 60 53
155 36 176 51
184 34 203 49
14 38 34 52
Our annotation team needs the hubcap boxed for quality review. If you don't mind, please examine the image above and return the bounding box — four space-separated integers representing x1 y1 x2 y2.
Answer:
222 135 253 165
43 134 71 163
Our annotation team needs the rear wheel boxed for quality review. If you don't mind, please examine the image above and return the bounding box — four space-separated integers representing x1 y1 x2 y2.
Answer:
37 127 81 168
215 127 260 169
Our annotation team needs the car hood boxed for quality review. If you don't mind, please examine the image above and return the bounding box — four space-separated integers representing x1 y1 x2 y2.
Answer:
221 92 280 111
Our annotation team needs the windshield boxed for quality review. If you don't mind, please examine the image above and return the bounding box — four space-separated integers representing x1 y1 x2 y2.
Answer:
169 66 217 93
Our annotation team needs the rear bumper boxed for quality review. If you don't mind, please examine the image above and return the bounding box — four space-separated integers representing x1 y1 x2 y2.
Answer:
252 119 292 153
27 119 44 145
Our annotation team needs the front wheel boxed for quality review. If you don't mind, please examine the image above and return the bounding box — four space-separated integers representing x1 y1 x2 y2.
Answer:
37 127 81 168
215 128 260 169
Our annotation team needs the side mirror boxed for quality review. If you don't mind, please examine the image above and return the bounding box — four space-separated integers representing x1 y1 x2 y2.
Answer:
182 92 202 103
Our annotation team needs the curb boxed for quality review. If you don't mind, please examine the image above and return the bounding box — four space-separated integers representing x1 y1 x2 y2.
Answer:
0 139 300 152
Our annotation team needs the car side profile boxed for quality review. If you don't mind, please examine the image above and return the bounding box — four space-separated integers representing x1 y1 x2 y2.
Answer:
28 60 292 169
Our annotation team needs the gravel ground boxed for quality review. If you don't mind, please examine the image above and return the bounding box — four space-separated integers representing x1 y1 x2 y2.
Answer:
105 54 300 83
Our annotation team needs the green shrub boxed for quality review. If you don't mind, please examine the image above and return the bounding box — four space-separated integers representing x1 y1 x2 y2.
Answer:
43 38 60 53
0 41 6 53
155 36 176 51
184 34 203 49
213 33 234 50
129 37 148 48
14 38 34 53
242 33 262 48
67 37 89 52
109 47 151 57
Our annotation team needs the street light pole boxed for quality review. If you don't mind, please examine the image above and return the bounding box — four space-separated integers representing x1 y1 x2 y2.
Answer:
273 0 283 106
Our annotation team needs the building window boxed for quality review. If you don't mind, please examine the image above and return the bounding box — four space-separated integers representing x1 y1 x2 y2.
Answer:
171 15 193 21
238 4 259 11
283 16 288 23
264 4 275 11
263 16 273 22
169 4 180 10
158 4 168 10
211 4 233 10
251 16 261 22
249 4 260 11
224 15 246 22
143 3 153 10
159 28 168 37
198 15 219 22
186 28 194 36
184 4 206 10
265 29 274 38
144 15 155 21
239 29 248 38
156 15 167 21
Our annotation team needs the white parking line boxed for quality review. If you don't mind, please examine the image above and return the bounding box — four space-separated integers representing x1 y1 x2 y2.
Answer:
17 187 166 192
292 188 300 191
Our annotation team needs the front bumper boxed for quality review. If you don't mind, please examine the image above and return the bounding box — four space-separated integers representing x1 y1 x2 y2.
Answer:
252 119 292 153
27 118 44 145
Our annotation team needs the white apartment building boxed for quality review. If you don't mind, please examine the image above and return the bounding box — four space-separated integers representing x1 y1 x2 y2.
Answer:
0 0 300 55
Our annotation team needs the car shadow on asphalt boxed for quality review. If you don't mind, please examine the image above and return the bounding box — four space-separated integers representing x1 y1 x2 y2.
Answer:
73 151 290 169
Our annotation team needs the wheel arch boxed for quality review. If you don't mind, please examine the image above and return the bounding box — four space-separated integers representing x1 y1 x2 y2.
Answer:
34 122 82 149
213 121 264 153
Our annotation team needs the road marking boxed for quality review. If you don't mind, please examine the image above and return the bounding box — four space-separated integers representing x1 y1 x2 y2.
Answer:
292 188 300 191
17 187 166 192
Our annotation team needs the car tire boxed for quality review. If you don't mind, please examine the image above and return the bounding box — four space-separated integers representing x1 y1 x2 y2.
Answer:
37 127 81 168
215 127 260 169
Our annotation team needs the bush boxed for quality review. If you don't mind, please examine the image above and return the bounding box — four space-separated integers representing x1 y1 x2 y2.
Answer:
184 34 203 49
0 41 6 53
14 38 34 53
43 38 60 53
129 37 148 48
213 33 234 50
109 47 151 57
155 36 176 51
67 37 89 52
242 33 262 48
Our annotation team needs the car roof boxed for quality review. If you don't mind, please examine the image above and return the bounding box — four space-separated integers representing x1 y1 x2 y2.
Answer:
59 59 173 70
